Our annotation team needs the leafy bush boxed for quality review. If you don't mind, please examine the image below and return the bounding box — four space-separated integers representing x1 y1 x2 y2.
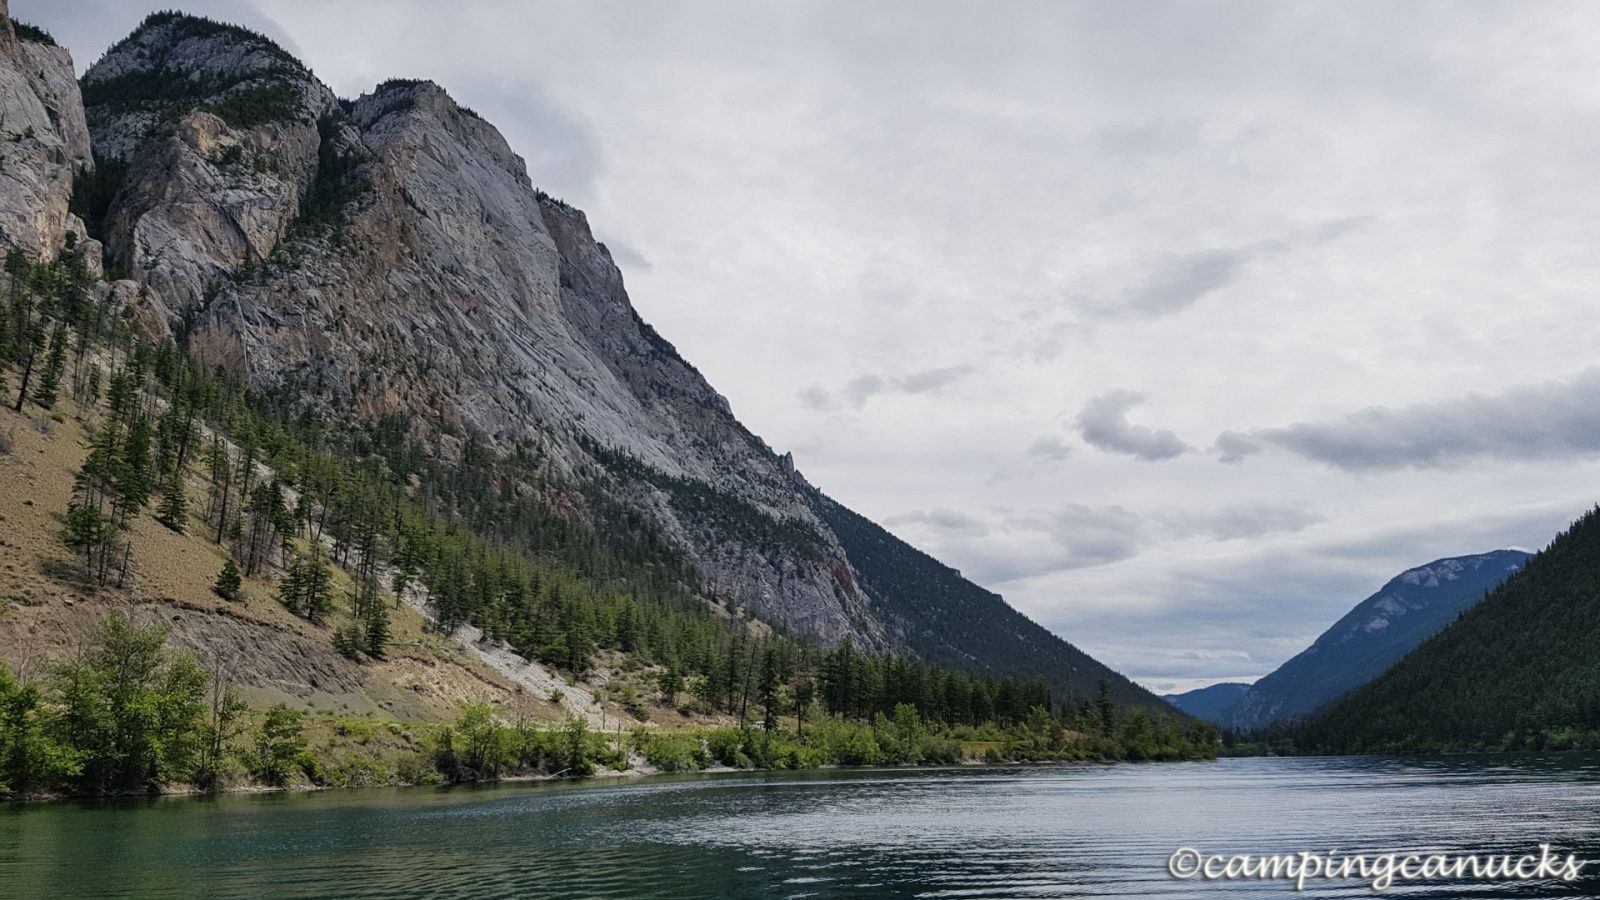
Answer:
252 704 306 787
705 728 752 768
639 733 710 773
818 719 880 766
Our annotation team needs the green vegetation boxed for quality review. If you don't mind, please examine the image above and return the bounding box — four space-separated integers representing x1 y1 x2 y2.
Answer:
0 616 206 796
0 625 1213 799
438 691 1215 785
285 115 369 241
199 82 303 129
11 20 56 46
80 67 302 125
68 155 130 251
212 557 242 600
1288 507 1600 754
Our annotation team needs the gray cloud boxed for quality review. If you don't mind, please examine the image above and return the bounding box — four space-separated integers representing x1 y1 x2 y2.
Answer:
1080 219 1364 320
1027 435 1071 461
1033 503 1144 567
1113 244 1274 318
599 236 652 275
801 366 974 411
462 78 606 206
1217 368 1600 471
977 504 1145 583
883 507 990 537
1076 390 1189 461
898 365 974 393
1165 503 1324 541
884 501 1145 585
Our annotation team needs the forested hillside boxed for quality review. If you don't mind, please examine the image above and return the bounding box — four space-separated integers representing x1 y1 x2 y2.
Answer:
1296 508 1600 753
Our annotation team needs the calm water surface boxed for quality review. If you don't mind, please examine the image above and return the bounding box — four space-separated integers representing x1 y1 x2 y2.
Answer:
4 756 1600 898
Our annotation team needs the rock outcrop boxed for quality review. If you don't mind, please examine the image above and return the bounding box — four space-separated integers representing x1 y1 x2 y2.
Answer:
79 11 343 327
0 3 94 264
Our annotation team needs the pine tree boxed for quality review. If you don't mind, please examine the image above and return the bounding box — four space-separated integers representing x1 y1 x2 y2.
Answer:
12 325 42 413
281 552 333 622
759 646 779 731
364 605 390 658
213 558 242 601
63 503 110 579
115 416 153 523
31 323 66 409
156 469 187 532
656 664 683 706
276 556 306 614
303 553 333 622
332 625 362 659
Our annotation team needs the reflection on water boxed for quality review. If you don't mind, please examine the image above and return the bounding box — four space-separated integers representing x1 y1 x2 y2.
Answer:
4 755 1600 898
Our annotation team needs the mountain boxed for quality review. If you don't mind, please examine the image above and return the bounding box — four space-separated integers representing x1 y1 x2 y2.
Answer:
1298 510 1600 753
0 9 1171 714
1223 549 1530 732
1163 683 1251 723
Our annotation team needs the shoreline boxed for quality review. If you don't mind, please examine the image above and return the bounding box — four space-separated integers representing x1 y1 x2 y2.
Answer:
3 754 1204 806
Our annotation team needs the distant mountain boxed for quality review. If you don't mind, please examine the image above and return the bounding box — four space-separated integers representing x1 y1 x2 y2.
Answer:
1163 683 1251 723
1298 511 1600 753
1224 549 1530 732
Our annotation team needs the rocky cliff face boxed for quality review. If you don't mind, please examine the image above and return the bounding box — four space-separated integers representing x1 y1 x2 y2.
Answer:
0 2 94 265
0 11 1174 713
108 63 890 647
79 12 341 325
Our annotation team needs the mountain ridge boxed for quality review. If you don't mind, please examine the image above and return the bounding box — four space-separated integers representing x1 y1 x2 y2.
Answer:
1163 683 1250 722
0 7 1173 715
1222 548 1530 731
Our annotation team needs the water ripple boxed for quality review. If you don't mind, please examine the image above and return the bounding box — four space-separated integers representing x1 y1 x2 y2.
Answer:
3 757 1599 898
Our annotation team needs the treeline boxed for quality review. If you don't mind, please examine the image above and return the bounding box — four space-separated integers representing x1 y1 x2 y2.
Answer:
0 616 1215 798
450 693 1217 782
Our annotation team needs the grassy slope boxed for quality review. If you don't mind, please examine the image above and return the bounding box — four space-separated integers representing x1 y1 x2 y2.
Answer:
0 392 708 732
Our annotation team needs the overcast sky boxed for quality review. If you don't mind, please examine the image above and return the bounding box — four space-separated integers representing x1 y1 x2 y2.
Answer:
30 1 1600 692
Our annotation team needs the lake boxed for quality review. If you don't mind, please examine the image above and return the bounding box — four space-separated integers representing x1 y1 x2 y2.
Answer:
4 755 1599 898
